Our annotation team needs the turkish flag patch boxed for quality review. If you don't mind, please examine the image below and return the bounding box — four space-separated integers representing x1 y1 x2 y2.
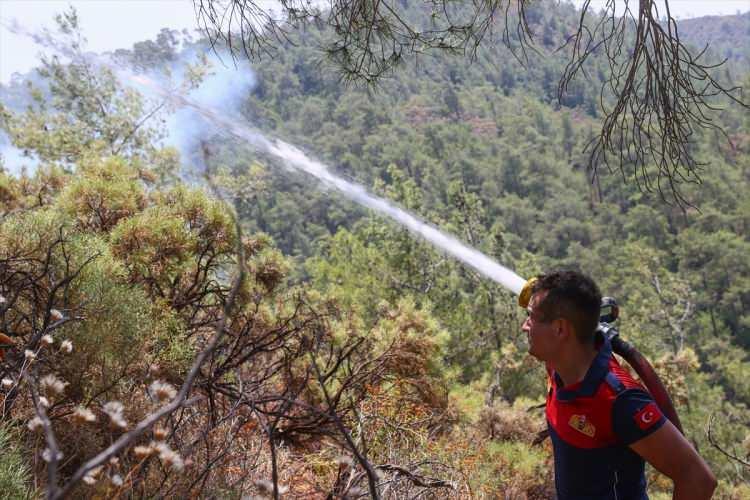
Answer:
634 402 662 431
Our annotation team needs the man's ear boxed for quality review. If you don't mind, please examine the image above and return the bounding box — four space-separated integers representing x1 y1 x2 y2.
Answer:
556 318 573 341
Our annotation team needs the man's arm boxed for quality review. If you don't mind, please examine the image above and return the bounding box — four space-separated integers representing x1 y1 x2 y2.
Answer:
629 420 717 500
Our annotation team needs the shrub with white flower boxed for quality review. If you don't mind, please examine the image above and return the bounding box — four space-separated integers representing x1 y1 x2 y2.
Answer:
255 479 289 496
82 466 102 485
49 309 64 321
40 374 68 397
71 406 97 424
133 445 154 458
42 448 63 463
154 441 184 471
148 380 177 404
60 340 73 354
27 417 43 432
153 426 168 441
102 401 128 430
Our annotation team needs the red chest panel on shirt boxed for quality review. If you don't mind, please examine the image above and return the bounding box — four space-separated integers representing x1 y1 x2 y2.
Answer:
546 358 643 449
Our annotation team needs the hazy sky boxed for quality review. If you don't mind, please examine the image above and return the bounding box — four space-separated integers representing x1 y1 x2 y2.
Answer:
1 0 199 83
579 0 749 18
1 0 749 83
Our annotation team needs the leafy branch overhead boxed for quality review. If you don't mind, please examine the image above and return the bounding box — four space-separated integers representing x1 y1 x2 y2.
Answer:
194 0 748 205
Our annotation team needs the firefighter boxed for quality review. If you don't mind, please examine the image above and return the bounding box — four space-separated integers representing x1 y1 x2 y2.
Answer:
522 271 716 499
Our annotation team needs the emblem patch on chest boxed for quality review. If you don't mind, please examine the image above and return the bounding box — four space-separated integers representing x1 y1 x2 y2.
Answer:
568 414 596 437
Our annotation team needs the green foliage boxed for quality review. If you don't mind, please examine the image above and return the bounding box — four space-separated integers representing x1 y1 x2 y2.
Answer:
703 339 750 406
0 206 69 257
110 185 236 302
675 369 749 485
234 7 750 490
55 234 156 398
0 3 748 496
440 435 553 498
0 425 33 500
57 155 147 231
676 228 750 345
146 301 193 374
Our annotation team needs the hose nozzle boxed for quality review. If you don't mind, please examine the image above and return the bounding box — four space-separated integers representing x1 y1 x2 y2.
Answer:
518 277 537 308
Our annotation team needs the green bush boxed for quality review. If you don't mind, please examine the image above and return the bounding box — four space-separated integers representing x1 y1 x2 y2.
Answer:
0 425 33 500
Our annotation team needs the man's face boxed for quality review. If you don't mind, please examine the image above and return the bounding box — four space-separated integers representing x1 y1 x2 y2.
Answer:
522 290 559 362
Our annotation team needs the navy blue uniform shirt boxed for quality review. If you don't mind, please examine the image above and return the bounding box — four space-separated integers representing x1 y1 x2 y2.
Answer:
546 337 666 499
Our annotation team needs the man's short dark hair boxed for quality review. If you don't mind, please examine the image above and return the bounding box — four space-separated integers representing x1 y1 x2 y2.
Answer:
531 270 602 344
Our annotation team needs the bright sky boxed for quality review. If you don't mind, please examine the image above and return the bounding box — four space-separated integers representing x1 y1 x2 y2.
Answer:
579 0 750 18
0 0 199 83
1 0 749 83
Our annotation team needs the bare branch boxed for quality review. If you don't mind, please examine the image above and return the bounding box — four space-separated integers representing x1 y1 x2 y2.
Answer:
309 346 381 500
27 375 64 499
376 463 455 489
706 413 750 469
561 0 748 207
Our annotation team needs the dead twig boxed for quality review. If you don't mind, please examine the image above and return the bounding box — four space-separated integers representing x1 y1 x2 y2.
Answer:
706 413 750 468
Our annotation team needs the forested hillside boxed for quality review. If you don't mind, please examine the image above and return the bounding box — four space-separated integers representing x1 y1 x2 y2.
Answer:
1 2 748 498
678 12 750 66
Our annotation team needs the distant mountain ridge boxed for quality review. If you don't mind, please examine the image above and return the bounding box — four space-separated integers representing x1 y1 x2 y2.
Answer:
678 12 750 66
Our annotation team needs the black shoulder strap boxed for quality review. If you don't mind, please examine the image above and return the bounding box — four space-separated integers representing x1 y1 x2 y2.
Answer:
605 372 626 395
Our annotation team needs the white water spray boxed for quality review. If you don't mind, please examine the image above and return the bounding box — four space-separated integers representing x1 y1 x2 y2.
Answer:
130 74 528 295
269 142 528 294
1 12 527 295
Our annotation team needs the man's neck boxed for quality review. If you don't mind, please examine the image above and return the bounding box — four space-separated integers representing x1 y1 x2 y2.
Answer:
553 342 600 387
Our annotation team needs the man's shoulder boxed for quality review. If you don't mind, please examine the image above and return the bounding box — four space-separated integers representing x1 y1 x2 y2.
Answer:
607 368 666 445
606 356 645 390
